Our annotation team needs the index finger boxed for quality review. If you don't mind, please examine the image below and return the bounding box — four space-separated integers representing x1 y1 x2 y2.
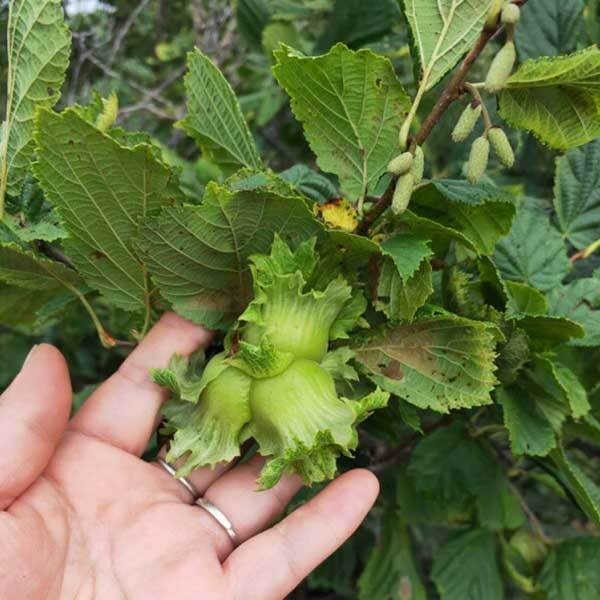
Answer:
69 312 213 455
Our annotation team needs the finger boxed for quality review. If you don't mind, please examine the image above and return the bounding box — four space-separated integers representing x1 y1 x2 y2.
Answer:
0 345 72 509
225 469 379 600
155 446 234 499
70 312 213 455
199 455 303 557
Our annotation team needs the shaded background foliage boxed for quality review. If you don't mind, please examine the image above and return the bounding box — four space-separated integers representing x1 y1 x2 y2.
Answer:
1 0 600 598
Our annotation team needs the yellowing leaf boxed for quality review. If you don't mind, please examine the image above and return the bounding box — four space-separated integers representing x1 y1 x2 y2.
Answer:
356 315 499 412
317 199 358 231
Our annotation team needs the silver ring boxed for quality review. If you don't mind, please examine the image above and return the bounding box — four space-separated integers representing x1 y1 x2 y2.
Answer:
156 457 198 500
195 497 240 547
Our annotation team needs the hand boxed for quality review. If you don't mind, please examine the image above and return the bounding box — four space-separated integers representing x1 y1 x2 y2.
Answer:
0 313 378 600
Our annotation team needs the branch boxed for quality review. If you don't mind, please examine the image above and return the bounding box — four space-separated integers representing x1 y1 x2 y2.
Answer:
107 0 153 67
357 0 529 235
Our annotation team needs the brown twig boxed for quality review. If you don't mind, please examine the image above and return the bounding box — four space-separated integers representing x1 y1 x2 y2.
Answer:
357 1 529 235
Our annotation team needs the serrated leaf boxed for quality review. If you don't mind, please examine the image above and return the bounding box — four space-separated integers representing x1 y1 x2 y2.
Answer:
280 164 337 204
178 49 262 175
553 137 600 249
497 385 557 456
550 446 600 528
137 181 323 329
273 43 411 202
494 203 570 292
515 0 584 60
315 0 401 53
548 278 600 347
0 0 71 209
540 358 590 419
431 529 503 600
506 281 548 317
236 0 272 48
511 314 585 348
309 533 364 597
409 421 524 531
499 46 600 151
0 243 80 291
3 212 66 243
407 180 516 256
404 0 493 91
380 233 432 282
358 511 426 600
34 108 173 312
0 283 55 326
539 537 600 600
374 257 433 322
355 315 498 412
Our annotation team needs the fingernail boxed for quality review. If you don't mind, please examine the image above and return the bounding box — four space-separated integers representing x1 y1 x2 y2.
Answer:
22 345 39 369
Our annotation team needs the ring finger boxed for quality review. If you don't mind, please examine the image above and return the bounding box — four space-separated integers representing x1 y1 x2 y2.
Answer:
154 445 234 499
199 454 303 559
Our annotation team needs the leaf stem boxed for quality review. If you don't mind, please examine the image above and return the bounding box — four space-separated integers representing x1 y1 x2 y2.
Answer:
570 238 600 263
398 80 428 151
464 82 493 131
508 481 553 545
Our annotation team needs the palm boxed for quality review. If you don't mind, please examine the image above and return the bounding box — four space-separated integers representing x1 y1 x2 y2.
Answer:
0 314 378 600
8 434 227 599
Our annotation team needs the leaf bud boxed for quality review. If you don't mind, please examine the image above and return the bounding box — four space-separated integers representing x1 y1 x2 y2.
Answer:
485 41 516 94
501 3 521 25
411 145 425 184
467 136 490 183
452 101 483 142
387 151 414 175
95 92 119 132
391 172 414 215
488 126 515 167
485 0 504 28
510 530 547 566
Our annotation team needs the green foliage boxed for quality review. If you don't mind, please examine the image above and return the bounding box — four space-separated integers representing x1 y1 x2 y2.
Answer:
0 0 70 213
356 315 499 412
34 108 172 313
404 0 493 91
3 2 600 597
495 203 571 292
357 512 426 600
515 0 584 59
539 537 600 599
431 529 504 600
273 43 411 204
553 137 600 249
178 49 263 175
499 46 600 150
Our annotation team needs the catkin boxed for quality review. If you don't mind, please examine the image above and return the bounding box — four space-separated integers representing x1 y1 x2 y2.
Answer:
452 101 483 142
488 127 515 168
467 136 490 183
411 146 425 184
501 3 520 25
387 152 414 176
485 41 516 94
391 173 414 215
